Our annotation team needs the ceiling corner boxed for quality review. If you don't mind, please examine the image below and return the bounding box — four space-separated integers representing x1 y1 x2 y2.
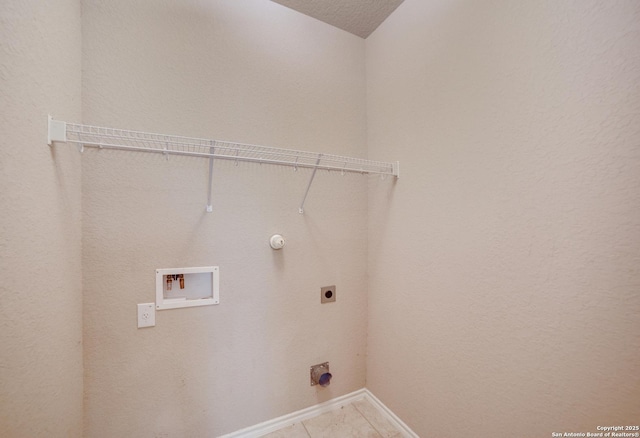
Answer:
270 0 404 39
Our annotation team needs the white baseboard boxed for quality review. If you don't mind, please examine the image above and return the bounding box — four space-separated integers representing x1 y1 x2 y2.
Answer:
218 388 418 438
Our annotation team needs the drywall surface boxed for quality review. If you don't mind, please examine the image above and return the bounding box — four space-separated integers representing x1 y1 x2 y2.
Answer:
366 0 640 436
81 0 368 436
0 0 83 437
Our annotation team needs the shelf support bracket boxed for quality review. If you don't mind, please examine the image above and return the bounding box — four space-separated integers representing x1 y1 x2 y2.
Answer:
206 144 214 212
47 115 66 146
299 154 322 214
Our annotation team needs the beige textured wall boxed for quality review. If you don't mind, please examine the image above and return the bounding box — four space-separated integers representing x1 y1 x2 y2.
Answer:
81 1 368 436
366 0 640 436
0 0 83 437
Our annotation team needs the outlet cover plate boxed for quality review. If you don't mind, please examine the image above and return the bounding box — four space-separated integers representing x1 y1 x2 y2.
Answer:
137 303 155 328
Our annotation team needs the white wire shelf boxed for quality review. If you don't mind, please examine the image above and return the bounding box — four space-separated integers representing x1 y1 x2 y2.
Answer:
47 117 399 213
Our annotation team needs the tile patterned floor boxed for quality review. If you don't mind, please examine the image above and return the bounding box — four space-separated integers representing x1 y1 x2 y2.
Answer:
261 398 402 438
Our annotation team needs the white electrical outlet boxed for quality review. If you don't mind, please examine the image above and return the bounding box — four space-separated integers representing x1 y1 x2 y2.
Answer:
137 303 155 328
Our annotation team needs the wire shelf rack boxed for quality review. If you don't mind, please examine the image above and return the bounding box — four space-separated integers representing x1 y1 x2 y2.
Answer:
47 117 399 213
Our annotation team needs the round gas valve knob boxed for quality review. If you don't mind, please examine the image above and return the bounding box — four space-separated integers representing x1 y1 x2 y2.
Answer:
269 234 285 250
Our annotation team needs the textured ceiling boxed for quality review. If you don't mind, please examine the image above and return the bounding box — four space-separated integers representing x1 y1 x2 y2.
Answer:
271 0 404 39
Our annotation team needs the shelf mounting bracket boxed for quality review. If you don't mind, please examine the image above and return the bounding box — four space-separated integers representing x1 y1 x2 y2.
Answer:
206 143 215 212
299 154 322 214
47 115 66 146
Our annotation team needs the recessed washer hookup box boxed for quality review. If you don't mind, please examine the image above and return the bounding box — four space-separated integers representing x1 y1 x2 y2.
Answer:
155 266 219 310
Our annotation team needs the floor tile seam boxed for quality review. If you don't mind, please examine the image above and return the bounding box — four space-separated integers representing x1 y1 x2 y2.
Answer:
352 402 385 437
351 403 383 437
302 404 346 437
300 419 312 438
